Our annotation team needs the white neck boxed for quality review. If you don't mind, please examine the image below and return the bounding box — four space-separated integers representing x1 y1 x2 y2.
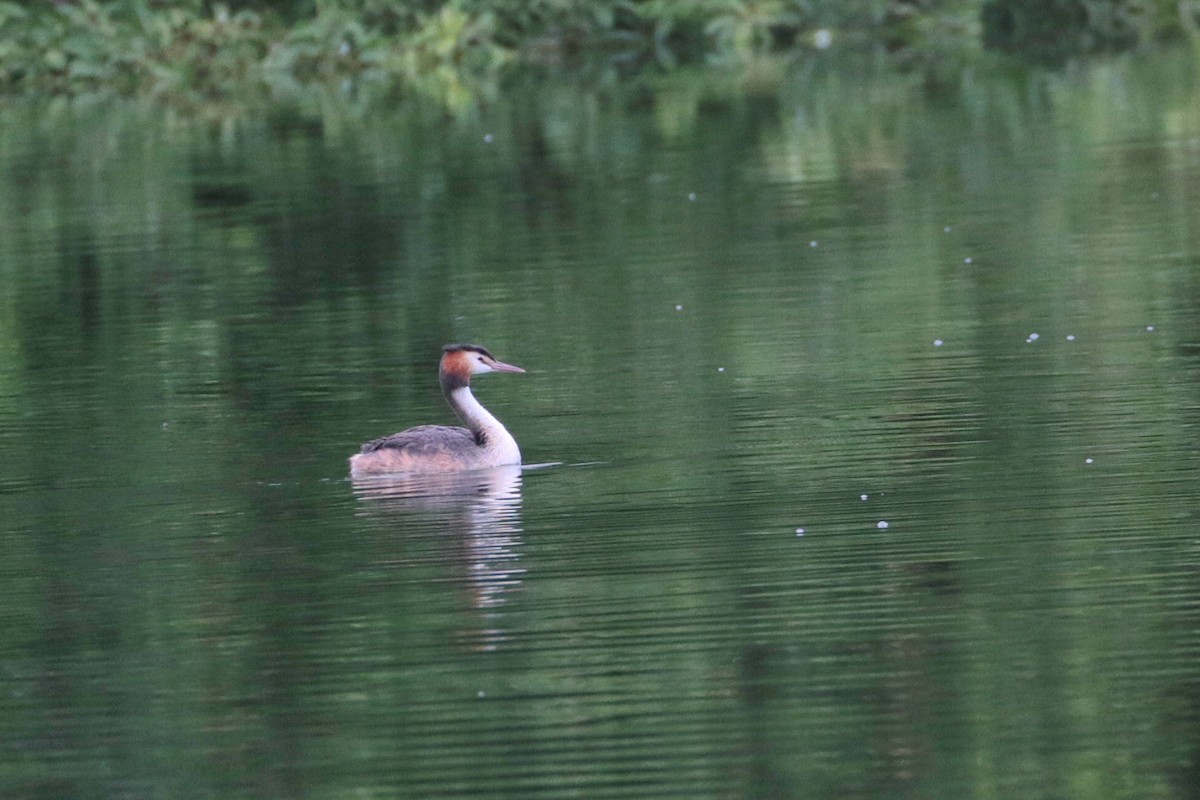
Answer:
448 386 514 447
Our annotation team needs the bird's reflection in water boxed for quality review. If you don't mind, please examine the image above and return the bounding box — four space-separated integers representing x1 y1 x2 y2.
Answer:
351 465 524 650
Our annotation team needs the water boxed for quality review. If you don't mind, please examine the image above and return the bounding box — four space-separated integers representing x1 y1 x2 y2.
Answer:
2 49 1199 798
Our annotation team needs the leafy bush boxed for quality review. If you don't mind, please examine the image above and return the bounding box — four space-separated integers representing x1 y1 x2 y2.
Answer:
0 0 1190 108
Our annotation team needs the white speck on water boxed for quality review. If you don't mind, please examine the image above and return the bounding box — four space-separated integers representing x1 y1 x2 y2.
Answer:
1085 457 1094 465
687 192 697 202
1146 326 1155 332
933 339 943 347
860 494 868 501
1066 334 1076 341
809 240 818 248
717 367 725 372
1028 332 1039 340
674 304 683 311
963 257 973 264
877 520 890 530
483 133 494 144
944 226 952 233
795 527 805 536
338 41 351 56
477 691 486 699
813 28 832 49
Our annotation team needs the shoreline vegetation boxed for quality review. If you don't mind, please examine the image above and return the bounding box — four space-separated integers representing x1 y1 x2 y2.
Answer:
0 0 1195 113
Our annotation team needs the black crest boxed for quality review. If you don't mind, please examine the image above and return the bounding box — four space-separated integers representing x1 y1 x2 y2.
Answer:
442 343 494 359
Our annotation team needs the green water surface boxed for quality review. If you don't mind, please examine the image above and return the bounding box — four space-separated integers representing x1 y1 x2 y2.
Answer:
1 48 1198 799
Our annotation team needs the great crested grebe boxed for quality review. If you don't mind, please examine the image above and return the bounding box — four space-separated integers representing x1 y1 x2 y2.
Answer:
349 344 525 477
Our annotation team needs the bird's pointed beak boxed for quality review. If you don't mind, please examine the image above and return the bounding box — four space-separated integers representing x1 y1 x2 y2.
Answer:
489 359 525 373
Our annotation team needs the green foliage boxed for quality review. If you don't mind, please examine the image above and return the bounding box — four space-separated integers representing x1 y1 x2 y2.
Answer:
0 0 518 108
703 1 802 57
0 1 273 95
980 0 1154 61
0 0 1192 110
